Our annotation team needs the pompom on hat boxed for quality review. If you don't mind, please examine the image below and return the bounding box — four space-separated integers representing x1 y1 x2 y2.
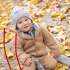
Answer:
10 6 32 26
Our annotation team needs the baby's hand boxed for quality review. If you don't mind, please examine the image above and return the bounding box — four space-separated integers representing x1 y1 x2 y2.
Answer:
19 54 32 66
24 57 32 66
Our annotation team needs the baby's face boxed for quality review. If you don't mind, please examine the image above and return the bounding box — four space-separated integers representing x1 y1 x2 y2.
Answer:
16 16 32 32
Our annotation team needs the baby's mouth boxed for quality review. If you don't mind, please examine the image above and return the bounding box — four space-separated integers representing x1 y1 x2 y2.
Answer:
24 25 29 28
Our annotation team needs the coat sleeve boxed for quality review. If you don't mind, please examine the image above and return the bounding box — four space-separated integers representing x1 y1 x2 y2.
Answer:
40 26 61 57
12 34 31 65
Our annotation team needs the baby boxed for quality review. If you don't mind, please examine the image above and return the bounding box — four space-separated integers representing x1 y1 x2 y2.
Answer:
11 6 60 70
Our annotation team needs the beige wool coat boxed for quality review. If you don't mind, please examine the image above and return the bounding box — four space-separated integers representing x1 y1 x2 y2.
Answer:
16 24 60 58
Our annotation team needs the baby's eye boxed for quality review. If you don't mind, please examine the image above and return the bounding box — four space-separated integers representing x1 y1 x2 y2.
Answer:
25 19 28 21
18 21 22 24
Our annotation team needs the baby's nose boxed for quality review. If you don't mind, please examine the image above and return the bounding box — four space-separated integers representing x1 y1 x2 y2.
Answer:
22 22 27 26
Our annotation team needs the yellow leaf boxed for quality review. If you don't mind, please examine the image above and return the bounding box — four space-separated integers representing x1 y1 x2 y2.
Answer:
1 20 10 26
0 44 3 48
30 0 40 5
65 0 70 2
4 48 14 59
51 12 59 17
5 32 14 43
40 10 47 16
0 25 5 30
55 63 68 70
58 13 65 20
46 8 51 13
